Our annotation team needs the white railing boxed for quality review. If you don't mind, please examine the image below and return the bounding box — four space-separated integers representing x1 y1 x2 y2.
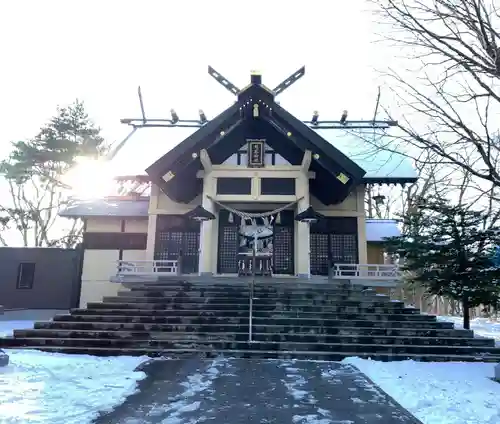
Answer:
115 260 400 280
117 260 179 276
332 263 401 280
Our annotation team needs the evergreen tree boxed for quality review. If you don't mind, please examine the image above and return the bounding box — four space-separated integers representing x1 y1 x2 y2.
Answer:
0 100 106 247
385 199 500 329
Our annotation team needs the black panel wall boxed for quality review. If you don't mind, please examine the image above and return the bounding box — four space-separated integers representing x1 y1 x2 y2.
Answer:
260 178 296 195
216 178 252 195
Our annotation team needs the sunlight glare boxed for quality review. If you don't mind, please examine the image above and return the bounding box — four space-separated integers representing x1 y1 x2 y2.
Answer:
64 157 115 199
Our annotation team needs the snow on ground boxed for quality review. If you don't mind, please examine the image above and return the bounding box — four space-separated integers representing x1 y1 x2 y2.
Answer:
0 320 37 338
0 320 149 424
344 357 500 424
437 316 500 346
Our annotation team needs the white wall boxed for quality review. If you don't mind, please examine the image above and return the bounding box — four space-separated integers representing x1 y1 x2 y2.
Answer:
79 217 147 307
79 249 147 307
80 249 121 307
86 218 122 232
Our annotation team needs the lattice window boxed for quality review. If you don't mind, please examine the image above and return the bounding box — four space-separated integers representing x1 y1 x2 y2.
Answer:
330 234 357 264
181 231 200 274
310 233 330 275
155 231 199 274
273 226 294 274
218 226 239 273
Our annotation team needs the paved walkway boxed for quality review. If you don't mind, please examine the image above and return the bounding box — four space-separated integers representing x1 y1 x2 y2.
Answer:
95 358 422 424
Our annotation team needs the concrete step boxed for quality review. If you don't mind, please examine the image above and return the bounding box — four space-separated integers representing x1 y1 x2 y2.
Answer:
3 337 500 356
86 301 405 310
5 345 499 362
12 329 494 347
121 289 382 299
259 307 416 315
7 275 496 362
112 294 392 303
32 321 472 337
128 285 371 295
53 314 448 327
72 308 251 317
92 303 412 315
101 297 404 308
69 309 427 321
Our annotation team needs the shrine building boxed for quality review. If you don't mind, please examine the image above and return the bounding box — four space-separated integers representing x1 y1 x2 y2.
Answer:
60 68 418 307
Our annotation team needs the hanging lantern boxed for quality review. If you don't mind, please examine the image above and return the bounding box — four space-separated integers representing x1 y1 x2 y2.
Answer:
184 205 215 222
228 212 234 223
276 212 281 225
373 193 386 206
294 206 324 224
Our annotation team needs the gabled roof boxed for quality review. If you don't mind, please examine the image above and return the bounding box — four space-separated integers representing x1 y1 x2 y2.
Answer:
145 74 367 205
107 126 417 185
60 198 149 218
146 103 241 179
366 219 401 242
317 130 417 184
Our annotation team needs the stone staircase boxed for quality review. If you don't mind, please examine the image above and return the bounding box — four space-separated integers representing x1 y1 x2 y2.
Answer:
1 279 500 361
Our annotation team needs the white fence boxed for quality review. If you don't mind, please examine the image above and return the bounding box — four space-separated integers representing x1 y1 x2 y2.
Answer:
116 260 400 281
117 260 179 276
332 263 401 280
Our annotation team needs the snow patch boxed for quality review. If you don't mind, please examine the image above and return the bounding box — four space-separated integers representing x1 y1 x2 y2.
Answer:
0 349 148 424
343 357 500 424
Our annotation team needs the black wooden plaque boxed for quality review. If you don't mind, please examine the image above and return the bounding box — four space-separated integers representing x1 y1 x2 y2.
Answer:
247 139 265 167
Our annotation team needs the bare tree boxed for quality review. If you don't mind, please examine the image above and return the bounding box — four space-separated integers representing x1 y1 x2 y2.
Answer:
370 0 500 191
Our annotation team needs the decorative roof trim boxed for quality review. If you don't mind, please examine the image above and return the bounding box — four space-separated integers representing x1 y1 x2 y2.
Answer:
363 176 418 184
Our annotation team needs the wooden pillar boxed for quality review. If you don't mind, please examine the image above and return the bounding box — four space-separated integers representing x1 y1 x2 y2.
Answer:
198 176 216 275
296 173 311 278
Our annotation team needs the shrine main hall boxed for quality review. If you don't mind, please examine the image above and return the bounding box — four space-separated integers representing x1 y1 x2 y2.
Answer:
61 68 417 307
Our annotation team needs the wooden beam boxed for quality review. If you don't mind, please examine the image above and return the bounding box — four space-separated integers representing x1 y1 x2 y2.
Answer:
200 149 212 172
208 66 240 95
273 66 305 96
301 150 312 172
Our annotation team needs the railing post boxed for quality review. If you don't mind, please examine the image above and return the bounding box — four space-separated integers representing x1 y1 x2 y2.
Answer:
177 252 183 276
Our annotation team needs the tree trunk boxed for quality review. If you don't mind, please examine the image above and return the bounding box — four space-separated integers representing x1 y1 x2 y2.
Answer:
462 298 470 330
